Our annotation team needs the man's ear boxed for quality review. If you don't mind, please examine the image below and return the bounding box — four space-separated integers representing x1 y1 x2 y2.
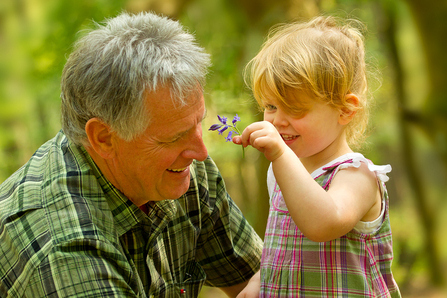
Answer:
85 118 115 159
339 93 359 125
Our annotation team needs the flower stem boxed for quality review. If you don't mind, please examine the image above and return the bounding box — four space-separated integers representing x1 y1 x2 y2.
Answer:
234 127 245 158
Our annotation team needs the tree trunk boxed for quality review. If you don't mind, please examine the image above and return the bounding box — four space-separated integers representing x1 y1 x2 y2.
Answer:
377 0 444 286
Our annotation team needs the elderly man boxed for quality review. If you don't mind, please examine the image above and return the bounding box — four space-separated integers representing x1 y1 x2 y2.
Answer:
0 12 262 297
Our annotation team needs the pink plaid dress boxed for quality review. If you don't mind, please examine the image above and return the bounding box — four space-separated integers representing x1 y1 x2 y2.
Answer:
260 153 401 297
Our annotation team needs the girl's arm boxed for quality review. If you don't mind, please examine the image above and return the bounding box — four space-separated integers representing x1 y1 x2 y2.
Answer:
234 121 380 242
234 271 260 298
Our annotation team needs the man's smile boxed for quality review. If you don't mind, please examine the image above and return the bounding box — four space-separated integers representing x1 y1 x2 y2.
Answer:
167 166 189 173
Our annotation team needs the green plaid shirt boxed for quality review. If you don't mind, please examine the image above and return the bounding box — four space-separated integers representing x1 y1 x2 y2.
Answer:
0 131 262 298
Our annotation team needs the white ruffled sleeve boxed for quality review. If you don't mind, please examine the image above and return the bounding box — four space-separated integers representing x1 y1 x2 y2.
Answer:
338 155 392 183
267 163 276 199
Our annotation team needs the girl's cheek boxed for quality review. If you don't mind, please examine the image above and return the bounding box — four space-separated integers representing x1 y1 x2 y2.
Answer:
263 113 273 123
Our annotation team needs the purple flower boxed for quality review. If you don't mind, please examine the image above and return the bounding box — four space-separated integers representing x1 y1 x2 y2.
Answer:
232 114 241 126
209 124 222 131
218 125 229 135
209 114 245 157
218 115 228 125
225 131 234 142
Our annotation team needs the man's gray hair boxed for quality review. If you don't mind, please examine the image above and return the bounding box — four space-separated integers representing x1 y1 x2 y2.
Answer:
61 11 211 145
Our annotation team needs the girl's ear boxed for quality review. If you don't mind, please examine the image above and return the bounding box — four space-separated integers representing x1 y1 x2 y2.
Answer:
339 93 359 125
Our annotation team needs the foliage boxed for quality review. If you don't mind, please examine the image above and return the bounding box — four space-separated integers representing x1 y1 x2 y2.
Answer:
1 0 446 295
0 0 127 180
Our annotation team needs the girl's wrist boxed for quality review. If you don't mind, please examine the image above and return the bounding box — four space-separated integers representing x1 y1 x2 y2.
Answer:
270 144 291 163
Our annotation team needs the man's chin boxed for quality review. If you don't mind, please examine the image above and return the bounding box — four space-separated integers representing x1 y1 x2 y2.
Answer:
158 176 191 201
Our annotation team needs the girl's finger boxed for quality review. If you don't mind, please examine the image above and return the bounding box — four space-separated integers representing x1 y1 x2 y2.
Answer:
232 135 242 145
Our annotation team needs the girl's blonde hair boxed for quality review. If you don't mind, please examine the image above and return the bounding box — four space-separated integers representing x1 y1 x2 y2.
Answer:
246 16 370 148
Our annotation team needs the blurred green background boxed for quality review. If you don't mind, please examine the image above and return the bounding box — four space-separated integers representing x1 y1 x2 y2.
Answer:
1 0 447 297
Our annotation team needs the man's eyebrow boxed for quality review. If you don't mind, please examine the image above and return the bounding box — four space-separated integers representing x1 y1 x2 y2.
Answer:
168 108 207 141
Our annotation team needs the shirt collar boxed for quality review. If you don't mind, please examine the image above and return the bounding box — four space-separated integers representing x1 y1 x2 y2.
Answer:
75 143 146 236
74 141 179 237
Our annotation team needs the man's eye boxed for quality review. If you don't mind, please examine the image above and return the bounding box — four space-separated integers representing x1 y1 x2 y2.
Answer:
168 136 182 143
160 136 181 145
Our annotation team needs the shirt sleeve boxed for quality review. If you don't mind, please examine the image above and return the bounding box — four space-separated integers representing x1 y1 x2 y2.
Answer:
194 157 263 288
26 238 143 297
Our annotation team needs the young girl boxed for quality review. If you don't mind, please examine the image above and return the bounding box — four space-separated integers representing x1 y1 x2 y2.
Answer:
234 16 401 297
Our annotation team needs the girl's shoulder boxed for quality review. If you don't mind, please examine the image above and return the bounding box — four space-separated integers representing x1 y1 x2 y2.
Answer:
267 152 392 196
312 152 391 184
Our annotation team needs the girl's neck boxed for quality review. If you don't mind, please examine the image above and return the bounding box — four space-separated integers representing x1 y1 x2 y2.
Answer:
299 140 353 174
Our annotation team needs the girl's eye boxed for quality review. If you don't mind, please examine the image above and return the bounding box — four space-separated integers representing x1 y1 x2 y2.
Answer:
264 104 277 111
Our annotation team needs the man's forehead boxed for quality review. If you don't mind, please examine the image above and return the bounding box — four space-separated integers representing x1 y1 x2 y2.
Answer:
145 89 205 126
146 86 204 109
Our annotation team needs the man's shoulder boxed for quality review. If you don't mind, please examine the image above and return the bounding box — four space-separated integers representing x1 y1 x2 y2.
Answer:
0 130 116 291
0 130 114 248
0 133 62 208
1 131 78 207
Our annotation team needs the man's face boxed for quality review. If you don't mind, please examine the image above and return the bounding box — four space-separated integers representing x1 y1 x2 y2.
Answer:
109 86 208 205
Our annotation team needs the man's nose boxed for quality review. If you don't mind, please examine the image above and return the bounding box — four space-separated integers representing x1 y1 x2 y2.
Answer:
183 125 208 161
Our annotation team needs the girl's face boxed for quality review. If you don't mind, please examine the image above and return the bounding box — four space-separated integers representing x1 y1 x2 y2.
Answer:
263 92 349 165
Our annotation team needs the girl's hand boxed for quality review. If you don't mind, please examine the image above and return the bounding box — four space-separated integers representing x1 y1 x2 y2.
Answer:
235 271 260 298
233 121 286 162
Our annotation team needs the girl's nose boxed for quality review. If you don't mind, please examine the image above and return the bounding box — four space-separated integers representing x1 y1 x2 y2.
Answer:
271 109 289 128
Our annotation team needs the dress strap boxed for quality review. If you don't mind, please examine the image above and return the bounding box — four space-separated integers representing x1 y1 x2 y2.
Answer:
316 159 354 190
315 154 392 191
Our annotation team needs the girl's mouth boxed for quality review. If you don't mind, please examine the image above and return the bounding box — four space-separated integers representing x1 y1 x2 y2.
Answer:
281 134 298 141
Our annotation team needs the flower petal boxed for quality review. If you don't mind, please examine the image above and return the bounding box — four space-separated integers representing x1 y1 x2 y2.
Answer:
218 115 228 125
209 124 222 131
218 125 228 135
225 130 234 142
232 114 241 126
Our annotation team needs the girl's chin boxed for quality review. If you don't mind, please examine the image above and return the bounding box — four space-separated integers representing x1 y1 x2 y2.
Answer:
283 136 298 146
